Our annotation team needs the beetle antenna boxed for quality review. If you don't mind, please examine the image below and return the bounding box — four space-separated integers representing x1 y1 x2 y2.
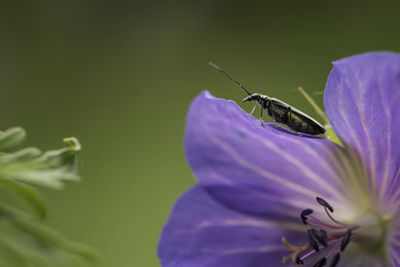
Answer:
209 62 252 96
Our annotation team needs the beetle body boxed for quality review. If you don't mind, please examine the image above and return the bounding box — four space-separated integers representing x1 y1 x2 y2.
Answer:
243 93 325 135
209 62 326 136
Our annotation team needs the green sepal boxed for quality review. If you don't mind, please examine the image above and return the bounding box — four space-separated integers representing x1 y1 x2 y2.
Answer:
324 125 343 147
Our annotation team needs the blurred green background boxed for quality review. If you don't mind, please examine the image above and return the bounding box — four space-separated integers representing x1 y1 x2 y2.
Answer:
0 1 399 266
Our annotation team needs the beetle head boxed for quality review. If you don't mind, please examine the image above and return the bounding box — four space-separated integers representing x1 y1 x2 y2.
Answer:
243 93 260 103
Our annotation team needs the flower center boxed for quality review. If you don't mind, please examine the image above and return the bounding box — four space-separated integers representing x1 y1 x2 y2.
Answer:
281 196 387 266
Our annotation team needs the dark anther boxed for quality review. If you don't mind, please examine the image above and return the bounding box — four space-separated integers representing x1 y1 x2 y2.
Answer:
329 253 341 267
316 197 334 212
313 257 327 267
296 257 304 265
319 229 327 241
307 229 319 252
301 208 313 224
311 228 327 247
340 229 352 251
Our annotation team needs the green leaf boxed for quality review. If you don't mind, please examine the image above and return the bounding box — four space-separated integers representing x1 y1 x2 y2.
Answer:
0 205 98 267
0 128 96 266
0 148 42 164
0 179 46 219
0 128 26 152
10 217 98 264
0 137 82 189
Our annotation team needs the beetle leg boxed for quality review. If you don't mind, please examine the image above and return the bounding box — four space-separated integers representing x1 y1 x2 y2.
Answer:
259 107 264 126
249 104 257 115
271 114 278 127
267 105 278 127
268 115 278 127
271 118 278 127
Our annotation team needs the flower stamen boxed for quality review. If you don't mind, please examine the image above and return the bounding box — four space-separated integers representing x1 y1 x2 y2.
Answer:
307 214 348 230
323 206 348 227
308 229 320 251
313 257 326 267
281 237 311 264
301 208 313 224
329 253 341 267
282 197 358 266
311 228 327 247
316 197 334 212
340 229 352 251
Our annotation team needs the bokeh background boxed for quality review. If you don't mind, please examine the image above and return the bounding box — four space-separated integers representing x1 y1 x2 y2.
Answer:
0 1 399 266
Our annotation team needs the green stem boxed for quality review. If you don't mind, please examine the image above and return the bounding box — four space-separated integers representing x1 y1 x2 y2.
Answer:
297 86 329 125
298 86 343 146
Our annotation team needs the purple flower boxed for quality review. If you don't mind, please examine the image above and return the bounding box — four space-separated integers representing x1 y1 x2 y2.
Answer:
158 52 400 266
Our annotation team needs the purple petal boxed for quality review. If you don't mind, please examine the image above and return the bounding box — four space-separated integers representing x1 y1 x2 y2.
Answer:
158 186 307 267
324 52 400 202
185 91 354 218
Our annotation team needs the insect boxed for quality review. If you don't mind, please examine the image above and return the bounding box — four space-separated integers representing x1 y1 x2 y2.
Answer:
209 62 326 136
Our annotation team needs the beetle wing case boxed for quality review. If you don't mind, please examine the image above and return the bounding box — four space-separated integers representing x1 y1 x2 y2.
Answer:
268 98 325 135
